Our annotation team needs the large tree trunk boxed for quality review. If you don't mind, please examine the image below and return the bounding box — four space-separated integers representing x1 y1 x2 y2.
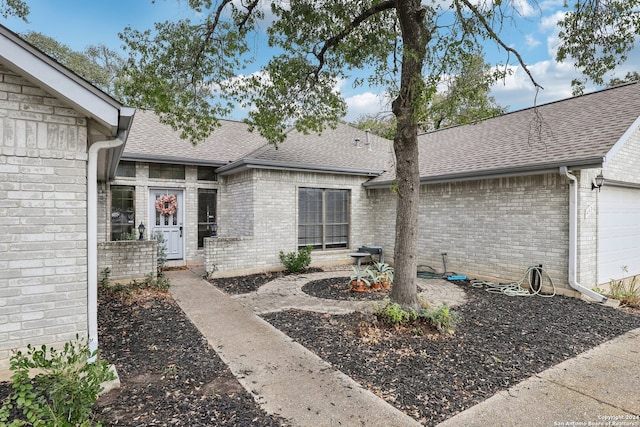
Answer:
390 0 428 310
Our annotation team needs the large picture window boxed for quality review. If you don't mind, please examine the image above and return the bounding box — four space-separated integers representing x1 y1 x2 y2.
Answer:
298 188 349 250
198 189 217 248
111 186 135 240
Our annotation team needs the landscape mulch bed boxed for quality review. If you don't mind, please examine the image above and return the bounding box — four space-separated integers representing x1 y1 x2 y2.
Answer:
1 272 639 426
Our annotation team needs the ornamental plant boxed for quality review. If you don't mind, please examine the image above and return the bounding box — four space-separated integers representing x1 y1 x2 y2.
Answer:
0 336 115 426
279 245 313 273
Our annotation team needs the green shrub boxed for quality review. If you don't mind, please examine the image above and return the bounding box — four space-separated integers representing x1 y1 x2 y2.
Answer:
279 245 313 273
375 301 418 325
374 300 460 334
153 231 168 276
0 336 115 426
420 303 460 334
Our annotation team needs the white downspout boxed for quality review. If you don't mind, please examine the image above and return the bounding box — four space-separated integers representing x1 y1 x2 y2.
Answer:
560 166 607 303
87 137 126 360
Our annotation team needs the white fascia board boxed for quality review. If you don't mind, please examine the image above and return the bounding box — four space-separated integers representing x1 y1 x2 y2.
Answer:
0 31 120 135
603 114 640 165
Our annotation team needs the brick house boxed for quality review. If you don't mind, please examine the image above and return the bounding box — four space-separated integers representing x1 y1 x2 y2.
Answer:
103 109 393 273
4 23 640 374
111 82 640 303
0 25 134 373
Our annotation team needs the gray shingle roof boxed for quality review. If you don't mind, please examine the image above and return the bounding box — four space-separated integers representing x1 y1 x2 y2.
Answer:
368 81 640 186
218 122 394 176
125 82 640 183
122 109 267 165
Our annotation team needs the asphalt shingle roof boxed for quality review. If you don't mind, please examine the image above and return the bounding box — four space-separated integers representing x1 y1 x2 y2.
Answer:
371 81 640 184
126 110 394 176
122 109 267 165
434 82 640 175
227 122 394 175
124 82 640 183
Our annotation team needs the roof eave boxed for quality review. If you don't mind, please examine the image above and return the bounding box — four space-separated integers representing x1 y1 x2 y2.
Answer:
0 25 125 136
217 159 384 177
121 152 229 167
364 158 605 189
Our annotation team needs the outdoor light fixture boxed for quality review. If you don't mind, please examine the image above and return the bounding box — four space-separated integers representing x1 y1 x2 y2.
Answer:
211 222 218 237
138 222 145 240
591 172 605 191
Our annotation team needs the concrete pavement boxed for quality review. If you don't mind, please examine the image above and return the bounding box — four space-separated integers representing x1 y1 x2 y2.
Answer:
166 268 640 427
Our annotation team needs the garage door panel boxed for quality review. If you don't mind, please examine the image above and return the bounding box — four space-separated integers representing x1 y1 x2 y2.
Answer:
598 186 640 283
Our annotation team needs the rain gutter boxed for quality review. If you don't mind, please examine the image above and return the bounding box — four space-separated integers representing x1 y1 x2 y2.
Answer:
87 136 127 360
560 166 607 303
363 158 605 189
217 158 383 177
121 153 229 167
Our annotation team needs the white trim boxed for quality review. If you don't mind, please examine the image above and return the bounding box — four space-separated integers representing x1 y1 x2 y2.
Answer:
603 114 640 165
0 29 121 134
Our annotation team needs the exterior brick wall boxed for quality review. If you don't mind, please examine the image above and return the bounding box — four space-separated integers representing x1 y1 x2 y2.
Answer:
205 169 376 276
97 240 158 281
219 170 254 238
371 173 574 289
604 124 640 184
0 64 89 371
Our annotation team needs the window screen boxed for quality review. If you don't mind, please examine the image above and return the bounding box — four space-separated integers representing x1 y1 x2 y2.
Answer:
298 188 349 250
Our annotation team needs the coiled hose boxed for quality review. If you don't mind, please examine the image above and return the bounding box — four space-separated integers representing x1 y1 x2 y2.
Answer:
470 265 556 297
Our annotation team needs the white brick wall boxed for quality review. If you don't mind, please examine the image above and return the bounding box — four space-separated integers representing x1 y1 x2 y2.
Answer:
206 169 376 276
371 173 575 289
604 124 640 183
0 64 89 371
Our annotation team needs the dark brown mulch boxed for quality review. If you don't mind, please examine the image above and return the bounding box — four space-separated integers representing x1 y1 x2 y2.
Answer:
92 288 287 426
263 282 640 425
209 268 323 294
303 276 391 300
2 276 639 426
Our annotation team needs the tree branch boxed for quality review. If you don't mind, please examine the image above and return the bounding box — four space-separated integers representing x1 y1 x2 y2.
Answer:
312 0 396 78
456 0 544 91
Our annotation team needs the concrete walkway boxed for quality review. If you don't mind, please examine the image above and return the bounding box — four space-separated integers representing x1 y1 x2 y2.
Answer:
167 269 640 427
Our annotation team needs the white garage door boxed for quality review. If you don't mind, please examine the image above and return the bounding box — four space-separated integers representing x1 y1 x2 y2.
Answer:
598 186 640 284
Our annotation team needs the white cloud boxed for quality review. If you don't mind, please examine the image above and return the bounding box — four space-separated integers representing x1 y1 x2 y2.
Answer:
344 92 390 122
512 0 536 17
525 34 541 49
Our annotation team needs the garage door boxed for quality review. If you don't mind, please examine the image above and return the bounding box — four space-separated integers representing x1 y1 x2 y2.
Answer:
598 186 640 284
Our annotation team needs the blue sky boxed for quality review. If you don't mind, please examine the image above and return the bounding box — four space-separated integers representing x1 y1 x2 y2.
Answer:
4 0 640 121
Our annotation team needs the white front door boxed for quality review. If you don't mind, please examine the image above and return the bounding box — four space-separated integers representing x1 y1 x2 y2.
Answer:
150 189 184 260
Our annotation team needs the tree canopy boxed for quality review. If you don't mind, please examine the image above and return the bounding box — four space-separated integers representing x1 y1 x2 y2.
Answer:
20 31 124 96
0 0 28 21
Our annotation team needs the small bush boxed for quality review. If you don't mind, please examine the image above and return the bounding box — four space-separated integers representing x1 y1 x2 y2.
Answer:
605 267 640 307
279 245 313 273
375 301 418 325
153 231 168 277
0 336 114 426
375 300 460 334
420 303 460 334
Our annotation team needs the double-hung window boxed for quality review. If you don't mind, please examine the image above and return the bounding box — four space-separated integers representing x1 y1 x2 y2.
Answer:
298 188 350 250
